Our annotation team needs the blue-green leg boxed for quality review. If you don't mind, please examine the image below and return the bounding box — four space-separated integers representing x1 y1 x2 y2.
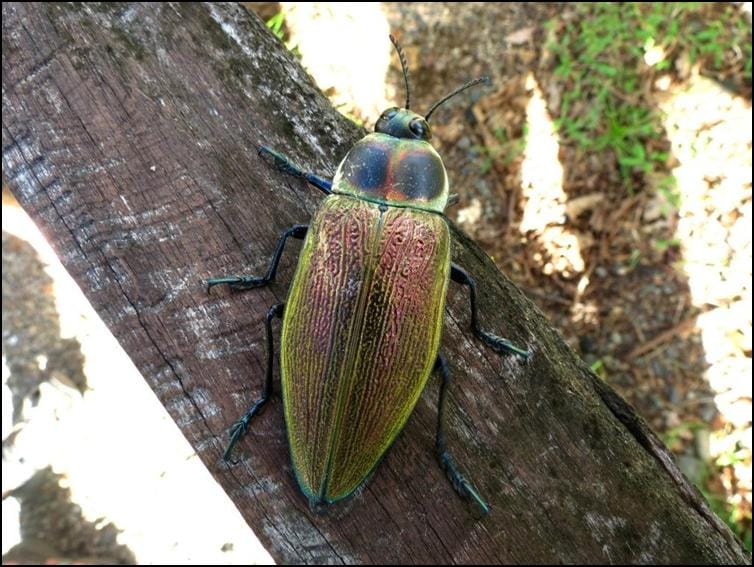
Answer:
207 224 307 292
450 264 530 359
259 146 333 195
435 354 490 515
223 302 284 464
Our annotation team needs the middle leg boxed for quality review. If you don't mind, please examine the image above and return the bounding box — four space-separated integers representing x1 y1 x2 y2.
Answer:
450 263 530 359
207 224 308 292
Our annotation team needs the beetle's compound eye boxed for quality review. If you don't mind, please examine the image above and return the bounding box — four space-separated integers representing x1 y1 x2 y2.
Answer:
376 107 400 131
409 118 430 140
382 107 400 121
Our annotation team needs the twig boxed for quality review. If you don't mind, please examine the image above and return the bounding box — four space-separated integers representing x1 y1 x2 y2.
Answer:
626 315 698 359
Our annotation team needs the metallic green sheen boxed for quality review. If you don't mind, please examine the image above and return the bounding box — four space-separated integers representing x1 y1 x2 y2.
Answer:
332 133 449 213
280 194 450 503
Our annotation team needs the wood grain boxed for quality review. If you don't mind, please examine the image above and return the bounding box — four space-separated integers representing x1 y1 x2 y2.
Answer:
2 3 749 564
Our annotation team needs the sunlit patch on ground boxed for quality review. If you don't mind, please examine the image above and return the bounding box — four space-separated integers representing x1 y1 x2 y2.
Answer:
2 191 273 564
519 73 589 279
281 2 391 124
658 72 752 531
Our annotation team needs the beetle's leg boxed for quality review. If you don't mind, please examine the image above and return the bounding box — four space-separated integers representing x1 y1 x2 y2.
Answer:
223 302 285 464
450 264 530 359
435 354 490 515
258 146 333 195
207 224 308 292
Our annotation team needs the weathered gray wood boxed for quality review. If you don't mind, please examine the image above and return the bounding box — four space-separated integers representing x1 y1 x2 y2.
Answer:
2 3 749 564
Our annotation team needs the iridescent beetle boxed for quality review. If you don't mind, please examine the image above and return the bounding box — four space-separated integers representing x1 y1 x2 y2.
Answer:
208 36 529 514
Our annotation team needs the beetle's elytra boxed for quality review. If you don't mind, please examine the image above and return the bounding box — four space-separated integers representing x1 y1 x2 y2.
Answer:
208 35 529 514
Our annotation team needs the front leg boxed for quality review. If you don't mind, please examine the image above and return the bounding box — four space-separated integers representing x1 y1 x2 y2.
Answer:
259 146 333 195
450 263 530 359
207 224 308 292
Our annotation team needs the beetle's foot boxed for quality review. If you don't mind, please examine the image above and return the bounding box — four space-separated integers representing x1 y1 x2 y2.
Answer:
438 451 490 516
223 418 250 464
222 398 269 464
207 276 268 293
307 497 330 515
477 330 530 360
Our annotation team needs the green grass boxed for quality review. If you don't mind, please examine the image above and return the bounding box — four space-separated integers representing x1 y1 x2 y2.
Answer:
548 3 751 185
652 237 680 253
264 10 302 58
700 456 753 553
475 126 528 174
589 358 607 379
265 11 286 41
661 422 752 553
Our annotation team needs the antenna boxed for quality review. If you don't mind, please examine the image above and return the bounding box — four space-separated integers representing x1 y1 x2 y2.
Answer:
389 34 412 109
425 76 490 122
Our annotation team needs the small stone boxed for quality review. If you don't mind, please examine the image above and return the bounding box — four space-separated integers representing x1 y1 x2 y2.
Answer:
677 455 705 485
693 428 711 461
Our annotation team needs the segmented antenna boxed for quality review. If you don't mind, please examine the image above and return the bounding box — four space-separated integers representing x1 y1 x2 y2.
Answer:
424 76 490 122
389 34 412 109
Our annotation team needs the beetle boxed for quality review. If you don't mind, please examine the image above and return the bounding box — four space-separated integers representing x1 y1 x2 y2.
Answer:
207 35 529 514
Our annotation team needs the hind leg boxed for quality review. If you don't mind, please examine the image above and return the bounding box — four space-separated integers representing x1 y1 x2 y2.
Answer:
223 302 284 463
434 353 490 515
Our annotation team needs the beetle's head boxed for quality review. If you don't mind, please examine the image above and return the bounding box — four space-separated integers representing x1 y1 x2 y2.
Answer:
375 108 431 141
376 35 489 142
